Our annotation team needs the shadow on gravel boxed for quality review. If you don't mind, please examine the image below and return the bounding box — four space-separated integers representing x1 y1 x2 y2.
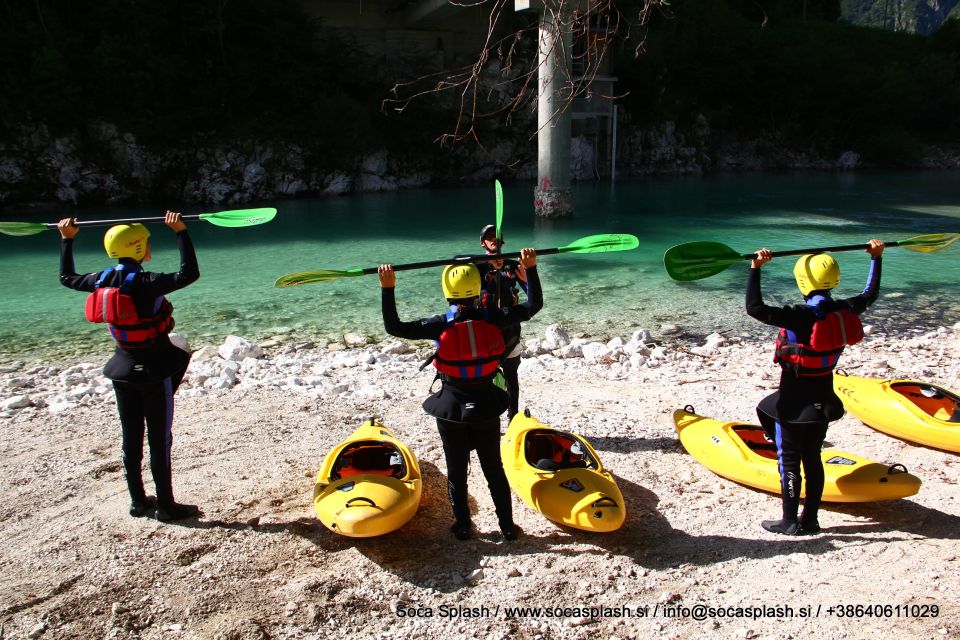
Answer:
579 474 916 570
820 499 960 540
586 435 685 454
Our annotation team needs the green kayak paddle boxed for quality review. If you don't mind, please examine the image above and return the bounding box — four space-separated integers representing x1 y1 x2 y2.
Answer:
495 179 504 245
663 233 959 282
0 207 277 237
275 233 640 288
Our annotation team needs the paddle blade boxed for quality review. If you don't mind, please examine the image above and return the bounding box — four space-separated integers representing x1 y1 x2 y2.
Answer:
274 268 364 288
559 234 640 254
663 241 742 281
199 207 277 227
896 233 959 253
0 221 50 236
495 180 504 240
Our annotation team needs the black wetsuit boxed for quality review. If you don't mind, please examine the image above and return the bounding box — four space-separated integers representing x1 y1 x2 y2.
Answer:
60 232 199 509
477 259 529 419
746 257 881 530
382 266 542 532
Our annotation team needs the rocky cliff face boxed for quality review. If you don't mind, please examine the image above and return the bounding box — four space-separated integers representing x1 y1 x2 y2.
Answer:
843 0 960 35
1 115 957 210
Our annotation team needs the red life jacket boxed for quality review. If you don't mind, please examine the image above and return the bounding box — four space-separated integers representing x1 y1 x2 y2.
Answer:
85 268 174 347
433 318 505 381
774 306 863 376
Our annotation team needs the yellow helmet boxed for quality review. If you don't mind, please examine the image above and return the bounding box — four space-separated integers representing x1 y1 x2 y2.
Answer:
441 264 481 300
793 253 840 296
104 224 150 261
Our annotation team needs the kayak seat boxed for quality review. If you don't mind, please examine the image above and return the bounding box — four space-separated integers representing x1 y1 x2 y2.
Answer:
525 430 595 471
332 442 405 480
733 425 779 460
892 383 960 422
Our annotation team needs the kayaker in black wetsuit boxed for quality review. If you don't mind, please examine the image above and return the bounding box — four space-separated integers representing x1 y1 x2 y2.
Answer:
58 212 201 522
476 224 529 420
378 247 542 541
747 239 884 535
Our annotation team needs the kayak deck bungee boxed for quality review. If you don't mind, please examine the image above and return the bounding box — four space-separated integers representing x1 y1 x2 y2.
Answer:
501 410 625 532
313 419 422 537
834 372 960 453
673 406 921 502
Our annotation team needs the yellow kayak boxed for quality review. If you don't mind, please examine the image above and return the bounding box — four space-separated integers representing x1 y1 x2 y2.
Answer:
501 410 625 532
313 419 422 537
673 406 921 502
834 372 960 453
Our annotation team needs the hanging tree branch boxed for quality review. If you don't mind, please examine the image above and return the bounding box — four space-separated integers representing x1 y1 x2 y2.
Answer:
382 0 665 153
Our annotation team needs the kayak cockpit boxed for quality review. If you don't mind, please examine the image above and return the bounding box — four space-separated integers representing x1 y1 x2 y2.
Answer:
331 441 407 479
524 429 599 471
891 383 960 423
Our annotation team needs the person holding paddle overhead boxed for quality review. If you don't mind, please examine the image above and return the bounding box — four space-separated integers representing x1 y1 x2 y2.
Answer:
57 212 201 522
747 239 885 535
378 247 542 541
477 224 529 420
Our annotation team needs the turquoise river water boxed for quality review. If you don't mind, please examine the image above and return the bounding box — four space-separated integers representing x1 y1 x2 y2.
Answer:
1 172 958 362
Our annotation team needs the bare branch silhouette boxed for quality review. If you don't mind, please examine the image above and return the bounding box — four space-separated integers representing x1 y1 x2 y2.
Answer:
382 0 664 154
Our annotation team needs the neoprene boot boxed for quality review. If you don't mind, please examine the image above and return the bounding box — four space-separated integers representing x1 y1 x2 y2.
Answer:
799 510 821 534
156 502 200 522
761 519 800 535
500 522 519 541
129 496 157 518
450 521 472 541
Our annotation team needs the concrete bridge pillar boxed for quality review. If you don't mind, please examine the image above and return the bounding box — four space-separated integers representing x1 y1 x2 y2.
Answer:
521 1 575 218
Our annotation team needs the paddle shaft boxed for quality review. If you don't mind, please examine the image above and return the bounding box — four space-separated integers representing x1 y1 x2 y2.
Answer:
741 241 903 260
362 247 563 276
46 213 213 230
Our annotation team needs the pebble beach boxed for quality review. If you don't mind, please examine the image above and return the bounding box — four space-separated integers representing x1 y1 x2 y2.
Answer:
1 322 958 639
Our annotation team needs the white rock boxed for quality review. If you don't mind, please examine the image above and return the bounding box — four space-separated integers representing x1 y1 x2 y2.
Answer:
381 341 411 355
192 345 221 362
629 354 648 369
1 395 31 410
47 397 75 414
343 333 369 347
218 336 263 361
581 342 613 364
556 343 583 359
631 328 653 344
705 332 726 348
544 324 571 349
606 337 624 350
67 386 94 399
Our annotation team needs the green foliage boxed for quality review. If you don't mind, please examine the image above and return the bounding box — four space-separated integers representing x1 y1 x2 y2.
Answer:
617 0 960 162
0 0 393 160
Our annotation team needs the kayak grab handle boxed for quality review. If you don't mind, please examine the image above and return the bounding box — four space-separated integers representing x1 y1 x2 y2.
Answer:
592 497 619 508
684 404 696 413
887 463 909 475
345 497 379 508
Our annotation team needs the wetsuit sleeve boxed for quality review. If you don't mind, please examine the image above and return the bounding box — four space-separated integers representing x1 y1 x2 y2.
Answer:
59 238 100 292
498 265 542 324
381 287 445 340
745 267 809 329
136 231 200 296
843 257 882 315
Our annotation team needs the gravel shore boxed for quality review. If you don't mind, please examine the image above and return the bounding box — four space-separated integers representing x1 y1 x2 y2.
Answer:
1 323 958 640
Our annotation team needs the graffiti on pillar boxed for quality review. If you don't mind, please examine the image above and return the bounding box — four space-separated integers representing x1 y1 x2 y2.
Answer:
539 176 551 191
